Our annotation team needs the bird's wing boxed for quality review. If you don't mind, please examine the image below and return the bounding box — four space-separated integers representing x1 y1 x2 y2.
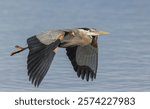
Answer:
36 30 65 45
27 30 64 87
66 37 98 81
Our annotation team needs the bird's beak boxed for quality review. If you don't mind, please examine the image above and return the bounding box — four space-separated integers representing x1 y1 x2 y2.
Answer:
95 31 110 35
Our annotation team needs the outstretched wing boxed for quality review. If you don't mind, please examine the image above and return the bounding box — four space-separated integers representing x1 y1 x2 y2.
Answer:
27 30 64 87
66 37 98 81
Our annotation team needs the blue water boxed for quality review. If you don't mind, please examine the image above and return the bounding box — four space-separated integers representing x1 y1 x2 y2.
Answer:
0 0 150 91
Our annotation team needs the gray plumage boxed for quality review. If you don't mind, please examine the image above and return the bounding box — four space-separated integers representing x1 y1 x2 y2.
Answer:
76 45 98 75
11 28 109 87
36 30 65 45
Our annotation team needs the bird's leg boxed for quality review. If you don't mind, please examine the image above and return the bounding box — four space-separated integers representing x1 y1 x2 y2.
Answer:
10 45 28 56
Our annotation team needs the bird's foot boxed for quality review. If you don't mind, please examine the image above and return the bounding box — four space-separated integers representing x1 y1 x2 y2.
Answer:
10 45 28 56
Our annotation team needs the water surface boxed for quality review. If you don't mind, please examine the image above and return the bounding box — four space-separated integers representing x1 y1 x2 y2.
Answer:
0 0 150 91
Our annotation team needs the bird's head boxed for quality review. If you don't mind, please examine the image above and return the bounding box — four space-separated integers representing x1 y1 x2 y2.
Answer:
78 28 110 37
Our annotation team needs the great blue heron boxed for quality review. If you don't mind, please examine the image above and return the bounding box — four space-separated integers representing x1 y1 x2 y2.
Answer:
11 28 109 87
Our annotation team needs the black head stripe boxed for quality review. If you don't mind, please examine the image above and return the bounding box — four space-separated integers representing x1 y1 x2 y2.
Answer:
78 28 91 31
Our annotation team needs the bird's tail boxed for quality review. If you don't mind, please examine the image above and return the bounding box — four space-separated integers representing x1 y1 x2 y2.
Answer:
10 45 28 56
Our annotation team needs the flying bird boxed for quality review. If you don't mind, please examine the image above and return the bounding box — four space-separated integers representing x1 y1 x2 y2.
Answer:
11 28 109 87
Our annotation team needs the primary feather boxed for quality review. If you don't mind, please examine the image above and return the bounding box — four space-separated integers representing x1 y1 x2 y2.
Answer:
10 28 109 86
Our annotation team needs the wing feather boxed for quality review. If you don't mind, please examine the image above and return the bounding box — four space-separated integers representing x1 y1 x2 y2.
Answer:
36 30 65 45
66 44 98 81
76 45 98 74
27 35 61 86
